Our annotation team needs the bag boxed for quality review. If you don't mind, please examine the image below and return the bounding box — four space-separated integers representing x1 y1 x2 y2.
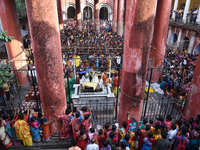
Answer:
177 136 187 150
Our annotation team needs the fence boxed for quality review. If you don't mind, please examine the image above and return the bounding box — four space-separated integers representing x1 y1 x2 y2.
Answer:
73 101 119 128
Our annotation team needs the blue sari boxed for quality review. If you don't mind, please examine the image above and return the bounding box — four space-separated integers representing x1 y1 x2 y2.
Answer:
29 124 41 143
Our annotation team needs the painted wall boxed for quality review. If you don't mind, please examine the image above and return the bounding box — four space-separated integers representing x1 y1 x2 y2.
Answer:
169 25 199 53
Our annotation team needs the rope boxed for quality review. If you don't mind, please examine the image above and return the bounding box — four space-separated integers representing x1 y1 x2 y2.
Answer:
121 89 143 102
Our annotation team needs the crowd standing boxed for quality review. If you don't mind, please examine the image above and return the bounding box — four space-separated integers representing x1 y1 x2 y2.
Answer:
172 7 199 24
159 48 198 110
1 104 200 150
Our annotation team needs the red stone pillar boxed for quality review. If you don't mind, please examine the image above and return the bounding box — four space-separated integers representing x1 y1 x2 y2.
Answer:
75 0 82 31
57 0 64 30
0 0 29 86
118 0 157 125
117 0 124 36
112 0 118 33
183 58 200 118
151 0 172 82
94 0 100 32
25 0 66 134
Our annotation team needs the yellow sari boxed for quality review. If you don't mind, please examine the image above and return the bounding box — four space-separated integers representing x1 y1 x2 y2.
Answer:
14 119 32 146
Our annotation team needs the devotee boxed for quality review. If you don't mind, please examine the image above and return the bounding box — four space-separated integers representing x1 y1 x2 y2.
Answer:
29 117 41 143
0 116 13 148
69 139 81 150
98 75 103 86
112 73 118 96
86 138 99 150
38 111 54 142
14 112 32 146
54 109 72 141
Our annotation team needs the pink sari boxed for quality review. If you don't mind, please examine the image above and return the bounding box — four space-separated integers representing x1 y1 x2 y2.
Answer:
59 115 71 139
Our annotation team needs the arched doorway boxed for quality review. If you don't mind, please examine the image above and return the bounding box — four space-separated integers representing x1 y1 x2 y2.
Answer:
67 6 75 19
99 3 112 21
100 7 108 20
83 6 92 20
180 37 190 50
193 43 200 54
170 33 178 46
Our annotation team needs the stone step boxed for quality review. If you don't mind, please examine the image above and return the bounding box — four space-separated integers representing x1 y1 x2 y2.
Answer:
1 139 71 150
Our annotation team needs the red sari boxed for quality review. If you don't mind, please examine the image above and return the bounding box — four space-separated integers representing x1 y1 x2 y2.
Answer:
76 134 87 150
82 119 91 134
98 135 106 149
59 115 71 139
71 117 81 134
138 129 146 150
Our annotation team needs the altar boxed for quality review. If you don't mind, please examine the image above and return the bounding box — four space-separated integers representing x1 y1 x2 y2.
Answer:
71 83 115 110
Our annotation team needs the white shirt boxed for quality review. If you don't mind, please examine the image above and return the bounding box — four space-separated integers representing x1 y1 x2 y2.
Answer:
98 79 103 86
116 55 121 65
183 59 187 65
167 129 178 145
193 10 198 14
86 143 99 150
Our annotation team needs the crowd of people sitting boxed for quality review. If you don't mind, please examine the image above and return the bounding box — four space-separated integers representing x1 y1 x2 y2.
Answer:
1 103 200 150
159 48 198 110
61 20 123 48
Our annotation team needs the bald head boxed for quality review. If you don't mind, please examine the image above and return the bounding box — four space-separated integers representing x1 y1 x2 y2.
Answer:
91 138 96 144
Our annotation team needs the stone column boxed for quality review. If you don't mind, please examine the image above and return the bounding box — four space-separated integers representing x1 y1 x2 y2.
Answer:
118 0 157 125
176 28 183 48
187 31 196 53
196 5 200 23
112 0 118 33
151 0 172 82
183 0 191 22
94 0 100 32
0 0 28 86
75 0 82 31
172 0 179 20
166 26 172 46
57 0 64 30
25 0 66 134
183 56 200 118
117 0 124 36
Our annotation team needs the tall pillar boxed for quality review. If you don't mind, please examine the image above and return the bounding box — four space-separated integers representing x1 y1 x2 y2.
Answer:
196 5 200 23
151 0 172 82
183 57 200 118
172 0 179 20
112 0 118 33
117 0 124 36
118 0 157 125
183 0 191 22
75 0 82 31
57 0 64 30
94 0 100 32
166 26 172 46
177 28 183 48
25 0 66 134
187 31 196 53
0 0 28 86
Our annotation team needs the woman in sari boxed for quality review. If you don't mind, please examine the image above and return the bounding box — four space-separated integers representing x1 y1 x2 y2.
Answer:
29 117 41 143
75 129 87 150
0 117 13 148
38 111 54 142
54 109 72 140
107 132 116 150
71 112 82 138
5 114 21 145
87 127 98 145
14 113 32 146
98 129 106 149
82 114 91 134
